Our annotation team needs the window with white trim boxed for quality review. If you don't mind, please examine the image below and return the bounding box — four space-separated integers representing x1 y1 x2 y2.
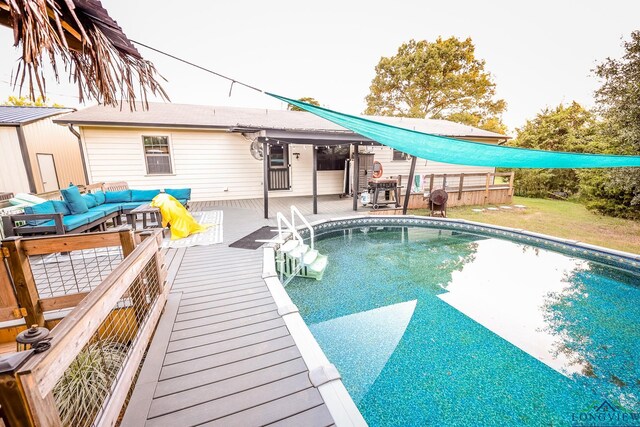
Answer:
143 136 172 174
393 149 410 161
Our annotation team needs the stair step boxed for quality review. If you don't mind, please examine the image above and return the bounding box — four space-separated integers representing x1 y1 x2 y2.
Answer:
302 249 318 265
280 240 302 254
309 254 328 273
288 244 309 258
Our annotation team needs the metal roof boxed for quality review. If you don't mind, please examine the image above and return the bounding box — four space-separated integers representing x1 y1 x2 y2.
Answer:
0 106 75 126
54 102 509 139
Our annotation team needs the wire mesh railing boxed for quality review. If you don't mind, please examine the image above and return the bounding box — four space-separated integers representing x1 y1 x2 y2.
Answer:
52 252 162 427
14 230 167 427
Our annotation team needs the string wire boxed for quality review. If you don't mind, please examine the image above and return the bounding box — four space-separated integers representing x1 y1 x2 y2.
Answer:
130 39 265 95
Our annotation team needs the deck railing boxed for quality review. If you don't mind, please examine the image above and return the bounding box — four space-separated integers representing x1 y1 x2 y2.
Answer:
1 229 167 426
1 229 148 327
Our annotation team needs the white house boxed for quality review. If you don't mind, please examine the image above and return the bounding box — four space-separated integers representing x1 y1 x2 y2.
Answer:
55 102 508 204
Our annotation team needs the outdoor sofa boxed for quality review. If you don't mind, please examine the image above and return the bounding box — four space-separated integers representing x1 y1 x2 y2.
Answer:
1 186 191 237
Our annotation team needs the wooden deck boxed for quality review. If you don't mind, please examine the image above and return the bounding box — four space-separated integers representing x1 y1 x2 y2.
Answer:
123 196 362 426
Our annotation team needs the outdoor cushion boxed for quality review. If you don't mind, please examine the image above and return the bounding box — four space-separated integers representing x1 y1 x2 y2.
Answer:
105 190 132 203
85 209 105 223
91 204 122 216
82 194 98 209
176 199 188 206
62 213 92 231
131 189 161 202
120 202 144 210
61 186 89 214
24 201 56 225
92 191 106 205
51 200 71 215
165 188 191 200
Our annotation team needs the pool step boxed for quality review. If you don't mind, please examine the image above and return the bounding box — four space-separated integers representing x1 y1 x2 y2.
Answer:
276 240 328 281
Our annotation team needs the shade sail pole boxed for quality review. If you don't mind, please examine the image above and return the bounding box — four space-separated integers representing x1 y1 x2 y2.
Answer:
402 156 417 215
263 141 269 219
353 146 359 211
312 146 318 214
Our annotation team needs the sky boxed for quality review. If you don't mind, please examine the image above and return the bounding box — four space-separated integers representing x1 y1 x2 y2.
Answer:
0 0 638 134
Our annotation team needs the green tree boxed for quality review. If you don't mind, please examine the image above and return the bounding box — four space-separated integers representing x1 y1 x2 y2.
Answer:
508 102 609 198
3 96 64 108
579 31 640 219
288 97 320 112
364 37 507 134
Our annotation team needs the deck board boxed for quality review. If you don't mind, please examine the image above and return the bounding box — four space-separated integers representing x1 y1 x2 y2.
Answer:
123 197 370 426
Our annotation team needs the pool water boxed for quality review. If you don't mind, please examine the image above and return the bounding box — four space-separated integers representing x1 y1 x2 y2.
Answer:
286 227 640 426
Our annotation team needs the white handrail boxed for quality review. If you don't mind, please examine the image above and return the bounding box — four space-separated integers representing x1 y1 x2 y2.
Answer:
276 211 304 246
290 205 314 250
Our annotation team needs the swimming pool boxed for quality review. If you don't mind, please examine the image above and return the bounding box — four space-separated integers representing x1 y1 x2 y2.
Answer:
286 219 640 426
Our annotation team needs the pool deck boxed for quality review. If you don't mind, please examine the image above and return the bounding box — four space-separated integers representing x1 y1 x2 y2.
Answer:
122 196 368 426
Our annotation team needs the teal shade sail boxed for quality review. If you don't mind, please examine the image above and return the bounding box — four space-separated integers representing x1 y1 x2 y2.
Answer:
269 93 640 169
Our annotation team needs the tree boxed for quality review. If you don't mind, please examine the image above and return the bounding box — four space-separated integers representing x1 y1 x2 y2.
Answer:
288 97 320 111
579 31 640 219
3 96 64 108
364 37 507 133
508 102 609 198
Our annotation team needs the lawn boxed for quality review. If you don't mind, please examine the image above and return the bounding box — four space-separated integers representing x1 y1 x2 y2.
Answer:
411 196 640 254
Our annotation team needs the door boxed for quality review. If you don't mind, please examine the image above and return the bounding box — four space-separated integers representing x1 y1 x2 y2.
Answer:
36 153 60 192
267 144 291 191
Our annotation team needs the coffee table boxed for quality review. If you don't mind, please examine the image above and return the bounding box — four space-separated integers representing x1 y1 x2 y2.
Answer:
126 203 162 230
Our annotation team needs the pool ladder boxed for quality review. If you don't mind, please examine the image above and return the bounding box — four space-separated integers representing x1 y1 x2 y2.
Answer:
273 206 328 283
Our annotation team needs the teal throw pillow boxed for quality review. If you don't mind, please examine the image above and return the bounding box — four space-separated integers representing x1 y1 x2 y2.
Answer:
60 185 89 214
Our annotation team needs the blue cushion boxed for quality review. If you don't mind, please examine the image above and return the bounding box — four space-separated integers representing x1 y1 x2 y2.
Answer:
177 199 188 206
92 191 106 205
165 188 191 200
61 186 88 214
24 201 56 225
62 213 91 231
131 189 161 202
51 200 71 215
105 190 131 203
86 209 105 223
120 202 144 210
92 204 122 216
82 194 97 209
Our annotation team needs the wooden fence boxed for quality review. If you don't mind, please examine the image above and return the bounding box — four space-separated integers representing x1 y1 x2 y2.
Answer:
398 171 515 210
0 229 167 426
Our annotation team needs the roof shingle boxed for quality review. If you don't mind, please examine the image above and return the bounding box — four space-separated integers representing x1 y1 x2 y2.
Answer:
54 102 508 139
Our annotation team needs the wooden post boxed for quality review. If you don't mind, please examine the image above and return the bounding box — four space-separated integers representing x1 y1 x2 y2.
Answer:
263 141 269 219
352 147 359 211
0 258 19 321
508 171 515 197
458 173 465 200
484 173 491 204
429 174 434 193
312 145 318 215
2 238 44 326
118 228 136 258
402 156 417 215
0 368 37 427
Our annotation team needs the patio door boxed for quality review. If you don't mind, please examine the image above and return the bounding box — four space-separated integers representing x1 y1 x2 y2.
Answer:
36 153 60 192
267 144 290 191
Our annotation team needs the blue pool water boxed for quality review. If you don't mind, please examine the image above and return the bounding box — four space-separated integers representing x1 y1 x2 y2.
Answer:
286 227 640 426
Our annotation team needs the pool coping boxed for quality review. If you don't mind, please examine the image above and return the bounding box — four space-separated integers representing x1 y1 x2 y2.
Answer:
261 214 639 427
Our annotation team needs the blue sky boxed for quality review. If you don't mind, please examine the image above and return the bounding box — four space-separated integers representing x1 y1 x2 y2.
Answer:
0 0 638 133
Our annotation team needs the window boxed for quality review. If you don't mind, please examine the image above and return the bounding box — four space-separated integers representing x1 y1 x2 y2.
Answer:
143 136 172 174
317 145 349 170
393 149 410 161
268 144 288 168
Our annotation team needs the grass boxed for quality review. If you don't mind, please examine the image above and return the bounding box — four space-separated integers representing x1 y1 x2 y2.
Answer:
412 196 640 254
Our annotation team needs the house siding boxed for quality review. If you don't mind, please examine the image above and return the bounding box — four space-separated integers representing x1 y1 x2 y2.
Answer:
21 117 86 192
0 126 31 193
81 127 495 201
